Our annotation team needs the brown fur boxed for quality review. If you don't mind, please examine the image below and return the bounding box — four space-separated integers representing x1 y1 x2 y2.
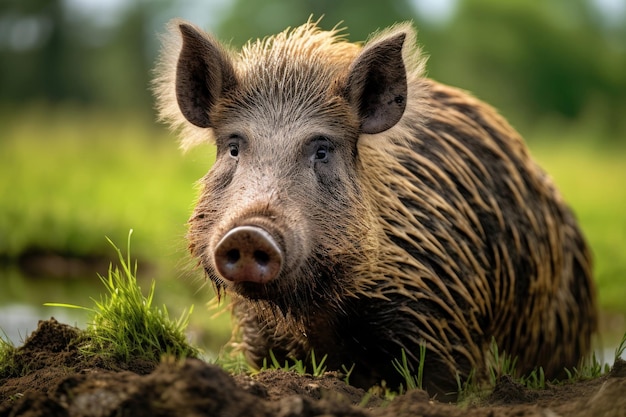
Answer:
154 19 597 399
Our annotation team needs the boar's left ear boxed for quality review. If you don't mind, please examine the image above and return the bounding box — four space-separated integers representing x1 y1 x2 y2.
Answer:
176 24 237 128
345 32 408 134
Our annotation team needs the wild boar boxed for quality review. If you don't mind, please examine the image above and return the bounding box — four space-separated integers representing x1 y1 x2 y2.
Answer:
154 19 597 398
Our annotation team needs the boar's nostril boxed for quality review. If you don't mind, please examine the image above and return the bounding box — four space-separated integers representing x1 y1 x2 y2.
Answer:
226 249 241 264
214 225 283 284
253 250 270 266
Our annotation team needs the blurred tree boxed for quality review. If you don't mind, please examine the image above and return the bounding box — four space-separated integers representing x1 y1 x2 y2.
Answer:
215 0 416 45
0 0 624 139
81 3 154 112
0 0 92 104
214 0 626 139
419 0 626 137
0 0 157 115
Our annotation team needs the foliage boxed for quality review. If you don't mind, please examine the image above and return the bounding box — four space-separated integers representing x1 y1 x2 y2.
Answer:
0 0 155 111
458 332 626 403
561 331 626 380
260 349 328 378
1 1 624 140
486 338 518 387
213 350 252 375
45 231 200 363
521 367 546 390
0 108 225 354
216 0 415 46
392 346 426 393
0 331 18 377
564 352 610 381
616 332 626 361
0 108 212 262
418 0 626 137
341 363 356 385
309 350 328 377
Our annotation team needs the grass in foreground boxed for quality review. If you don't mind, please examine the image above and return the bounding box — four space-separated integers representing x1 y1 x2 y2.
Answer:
392 346 426 393
456 332 626 404
212 333 626 405
260 349 329 378
46 230 200 363
0 331 18 377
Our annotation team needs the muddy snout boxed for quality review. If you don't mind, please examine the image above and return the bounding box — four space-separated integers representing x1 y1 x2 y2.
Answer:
214 225 283 284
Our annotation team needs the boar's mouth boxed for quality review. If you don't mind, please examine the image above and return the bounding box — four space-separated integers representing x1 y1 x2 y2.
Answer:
231 280 280 301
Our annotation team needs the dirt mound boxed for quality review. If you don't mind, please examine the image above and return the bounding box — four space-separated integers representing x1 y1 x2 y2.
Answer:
1 318 625 417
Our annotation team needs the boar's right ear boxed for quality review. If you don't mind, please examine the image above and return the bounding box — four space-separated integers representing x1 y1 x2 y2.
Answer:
345 31 408 134
176 24 237 128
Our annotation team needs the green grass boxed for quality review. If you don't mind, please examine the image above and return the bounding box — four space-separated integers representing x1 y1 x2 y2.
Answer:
0 107 232 353
259 349 328 378
0 331 17 377
216 348 331 379
616 332 626 360
0 106 214 261
485 338 519 387
392 346 426 393
457 331 626 404
46 231 200 363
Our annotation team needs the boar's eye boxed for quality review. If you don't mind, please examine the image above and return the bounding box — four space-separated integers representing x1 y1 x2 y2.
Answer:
309 136 332 163
315 145 328 161
226 134 244 160
228 143 239 159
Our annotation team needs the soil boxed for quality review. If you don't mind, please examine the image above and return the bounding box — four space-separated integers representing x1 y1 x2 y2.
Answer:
1 318 625 417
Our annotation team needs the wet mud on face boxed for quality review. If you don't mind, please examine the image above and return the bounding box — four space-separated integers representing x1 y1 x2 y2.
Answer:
1 319 625 417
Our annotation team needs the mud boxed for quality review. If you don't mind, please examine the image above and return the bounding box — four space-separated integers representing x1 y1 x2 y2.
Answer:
1 318 625 417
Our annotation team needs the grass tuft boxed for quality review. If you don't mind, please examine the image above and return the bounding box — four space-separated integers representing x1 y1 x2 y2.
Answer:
310 349 328 377
458 332 626 404
486 338 518 387
615 332 626 361
564 351 611 381
392 346 426 393
0 331 18 377
519 367 546 390
259 349 328 377
456 368 481 404
46 230 199 364
341 363 356 385
214 350 252 374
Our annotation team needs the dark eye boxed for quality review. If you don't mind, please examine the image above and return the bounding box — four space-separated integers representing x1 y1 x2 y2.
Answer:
314 145 328 162
228 143 239 159
309 136 332 164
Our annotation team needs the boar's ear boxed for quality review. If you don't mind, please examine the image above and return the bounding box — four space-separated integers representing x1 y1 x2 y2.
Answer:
176 24 237 128
345 32 408 134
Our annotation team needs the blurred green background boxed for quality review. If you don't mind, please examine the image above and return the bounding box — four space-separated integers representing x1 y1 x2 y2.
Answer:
1 0 625 358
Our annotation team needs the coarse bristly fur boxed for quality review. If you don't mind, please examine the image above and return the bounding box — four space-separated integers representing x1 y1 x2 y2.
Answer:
154 18 597 400
154 18 429 150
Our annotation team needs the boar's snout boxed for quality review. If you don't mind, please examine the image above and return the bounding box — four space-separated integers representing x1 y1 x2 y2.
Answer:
214 225 283 284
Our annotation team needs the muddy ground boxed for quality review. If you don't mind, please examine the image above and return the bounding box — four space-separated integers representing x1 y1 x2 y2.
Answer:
1 318 625 417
